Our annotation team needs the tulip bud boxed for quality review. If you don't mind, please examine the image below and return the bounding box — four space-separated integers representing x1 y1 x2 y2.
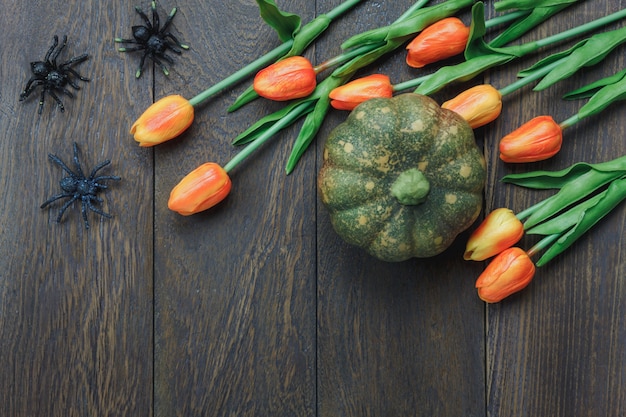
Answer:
499 116 563 163
253 56 317 101
130 95 194 147
464 208 524 261
475 247 536 303
329 74 394 110
441 84 502 129
168 162 232 215
406 17 470 68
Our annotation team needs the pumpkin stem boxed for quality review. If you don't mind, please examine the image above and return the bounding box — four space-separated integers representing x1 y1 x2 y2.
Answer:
390 168 430 205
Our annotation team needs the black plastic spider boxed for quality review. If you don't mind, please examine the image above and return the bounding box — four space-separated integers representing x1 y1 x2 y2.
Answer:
41 142 121 230
115 1 189 78
20 35 89 114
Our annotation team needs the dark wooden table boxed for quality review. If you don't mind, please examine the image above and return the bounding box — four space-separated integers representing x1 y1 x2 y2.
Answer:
1 1 625 416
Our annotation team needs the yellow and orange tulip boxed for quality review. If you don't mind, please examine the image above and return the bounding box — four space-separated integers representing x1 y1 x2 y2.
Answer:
329 74 394 110
442 84 502 129
168 162 232 216
464 208 524 261
406 17 470 68
475 247 536 303
254 56 317 101
499 115 563 163
130 95 194 147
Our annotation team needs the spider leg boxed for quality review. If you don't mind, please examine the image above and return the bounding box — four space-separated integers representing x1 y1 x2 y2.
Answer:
150 55 171 76
86 198 113 218
38 89 46 114
93 175 122 184
160 7 177 33
115 37 139 44
80 199 91 229
61 53 89 71
165 33 189 50
40 193 72 208
65 68 90 84
20 79 43 100
55 195 79 223
66 78 82 90
48 153 78 178
89 159 112 178
135 6 153 31
51 35 68 64
71 142 87 179
117 45 147 53
135 52 149 78
47 90 66 112
152 1 161 32
44 35 59 62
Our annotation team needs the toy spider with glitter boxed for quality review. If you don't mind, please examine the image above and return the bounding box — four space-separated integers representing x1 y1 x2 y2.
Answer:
115 1 189 78
41 142 121 229
19 35 89 114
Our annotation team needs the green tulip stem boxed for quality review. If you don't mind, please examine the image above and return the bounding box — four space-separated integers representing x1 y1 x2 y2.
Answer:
223 101 314 173
559 114 581 130
526 233 562 258
188 0 363 108
534 7 626 50
314 44 380 73
498 58 567 97
188 44 290 107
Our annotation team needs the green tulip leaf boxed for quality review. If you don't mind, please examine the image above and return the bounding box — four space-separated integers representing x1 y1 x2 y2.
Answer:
495 0 580 11
576 70 626 119
286 74 350 173
529 26 626 91
522 169 622 229
489 3 572 47
535 178 626 266
502 155 626 189
256 0 301 42
233 100 307 145
525 191 606 235
563 68 626 100
341 0 473 50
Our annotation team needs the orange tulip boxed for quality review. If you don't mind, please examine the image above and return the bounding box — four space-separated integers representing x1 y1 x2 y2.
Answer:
464 208 524 261
475 247 536 303
441 84 502 129
499 116 563 163
329 74 394 110
130 95 194 147
406 17 470 68
253 56 317 101
168 162 232 216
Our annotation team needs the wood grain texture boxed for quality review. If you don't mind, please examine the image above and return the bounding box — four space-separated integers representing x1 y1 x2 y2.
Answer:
483 1 626 416
1 0 625 416
0 1 153 417
152 1 318 416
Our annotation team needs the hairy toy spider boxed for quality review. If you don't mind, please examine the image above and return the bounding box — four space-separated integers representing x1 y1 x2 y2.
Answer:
20 35 89 114
115 1 189 78
41 142 121 230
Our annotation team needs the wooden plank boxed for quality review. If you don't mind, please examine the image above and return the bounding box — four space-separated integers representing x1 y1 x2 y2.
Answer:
0 1 153 416
483 1 626 415
314 1 486 416
152 1 318 416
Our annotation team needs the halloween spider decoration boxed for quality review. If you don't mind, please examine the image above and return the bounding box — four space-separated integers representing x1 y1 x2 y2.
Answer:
115 1 189 78
41 142 121 229
20 35 89 114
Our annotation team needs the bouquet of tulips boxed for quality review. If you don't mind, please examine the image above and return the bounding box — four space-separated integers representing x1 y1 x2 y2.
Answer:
128 0 626 302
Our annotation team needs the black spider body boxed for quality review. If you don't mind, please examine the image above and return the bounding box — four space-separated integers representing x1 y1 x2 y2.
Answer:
41 143 121 229
20 35 89 114
115 1 189 78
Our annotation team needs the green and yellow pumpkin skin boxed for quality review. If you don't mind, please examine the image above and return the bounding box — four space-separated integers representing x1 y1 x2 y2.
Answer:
318 93 486 262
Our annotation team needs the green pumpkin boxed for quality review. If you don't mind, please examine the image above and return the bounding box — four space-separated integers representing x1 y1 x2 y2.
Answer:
318 93 486 262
